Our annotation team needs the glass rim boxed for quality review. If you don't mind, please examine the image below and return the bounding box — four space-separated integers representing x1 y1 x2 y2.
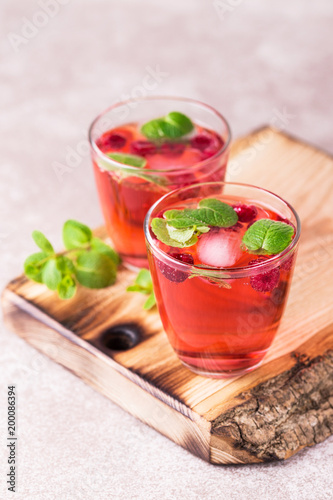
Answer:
144 181 301 278
88 95 231 175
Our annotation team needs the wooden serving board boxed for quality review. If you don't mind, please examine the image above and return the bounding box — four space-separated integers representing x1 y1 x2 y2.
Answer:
2 127 333 464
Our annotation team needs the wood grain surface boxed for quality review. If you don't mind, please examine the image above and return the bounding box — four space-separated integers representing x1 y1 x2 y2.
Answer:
2 127 333 464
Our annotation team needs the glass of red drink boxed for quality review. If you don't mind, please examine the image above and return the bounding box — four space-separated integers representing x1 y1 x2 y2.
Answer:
89 97 231 268
144 182 301 378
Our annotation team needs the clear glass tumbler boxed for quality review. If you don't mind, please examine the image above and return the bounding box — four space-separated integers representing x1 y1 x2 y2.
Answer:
89 97 231 268
144 182 301 378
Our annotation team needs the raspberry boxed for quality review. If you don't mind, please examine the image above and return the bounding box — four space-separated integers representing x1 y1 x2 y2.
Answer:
130 140 157 156
249 259 280 293
171 253 194 265
97 133 127 151
157 253 194 283
160 141 185 156
190 133 224 161
190 134 212 151
281 254 294 271
233 204 258 223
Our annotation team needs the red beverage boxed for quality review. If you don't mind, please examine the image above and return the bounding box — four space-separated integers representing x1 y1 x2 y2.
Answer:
89 98 231 268
145 182 300 378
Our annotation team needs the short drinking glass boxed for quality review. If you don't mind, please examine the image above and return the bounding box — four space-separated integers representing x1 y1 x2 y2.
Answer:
144 181 301 378
89 97 231 268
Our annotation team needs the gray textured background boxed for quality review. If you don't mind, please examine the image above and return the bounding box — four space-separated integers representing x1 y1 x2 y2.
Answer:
1 1 333 499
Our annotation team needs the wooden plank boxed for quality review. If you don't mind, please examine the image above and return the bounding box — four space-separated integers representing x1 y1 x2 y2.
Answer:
2 127 333 464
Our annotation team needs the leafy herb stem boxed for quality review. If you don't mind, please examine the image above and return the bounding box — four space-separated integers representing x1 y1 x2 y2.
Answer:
24 220 121 299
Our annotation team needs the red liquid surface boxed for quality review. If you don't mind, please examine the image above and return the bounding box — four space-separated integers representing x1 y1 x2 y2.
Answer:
148 196 297 377
92 123 228 267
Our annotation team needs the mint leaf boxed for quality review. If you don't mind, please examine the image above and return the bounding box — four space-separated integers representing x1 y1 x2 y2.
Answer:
57 275 76 299
165 198 238 229
197 199 238 227
127 269 156 310
32 230 54 254
144 293 156 310
24 252 50 283
91 237 121 266
197 226 210 233
159 121 184 139
242 219 294 254
25 220 121 299
127 284 147 294
167 225 196 244
242 219 273 251
163 210 199 229
151 218 198 248
135 269 153 289
42 258 62 291
262 222 295 254
165 111 194 135
63 220 92 250
141 112 194 140
107 152 146 168
56 255 75 274
75 250 116 288
141 118 166 140
189 266 232 288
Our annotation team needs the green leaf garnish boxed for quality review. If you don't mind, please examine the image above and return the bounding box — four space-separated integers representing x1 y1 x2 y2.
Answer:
164 112 194 135
98 152 170 187
189 267 232 288
42 259 62 291
141 111 194 140
151 218 198 248
107 152 147 168
24 252 49 283
32 230 54 254
75 250 117 289
151 198 238 248
24 220 121 299
63 220 92 250
143 293 156 310
141 118 166 140
91 237 121 266
242 219 294 255
55 255 75 274
165 199 238 229
159 120 184 139
167 226 196 244
57 275 76 300
126 269 156 310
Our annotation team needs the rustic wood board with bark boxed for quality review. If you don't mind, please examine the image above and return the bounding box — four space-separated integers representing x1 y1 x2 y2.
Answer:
2 127 333 464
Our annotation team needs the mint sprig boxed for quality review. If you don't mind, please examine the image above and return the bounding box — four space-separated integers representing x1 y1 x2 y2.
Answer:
127 269 156 310
108 152 147 168
97 153 168 188
242 219 294 255
141 111 194 140
165 198 238 229
24 220 121 299
151 198 238 248
151 218 199 248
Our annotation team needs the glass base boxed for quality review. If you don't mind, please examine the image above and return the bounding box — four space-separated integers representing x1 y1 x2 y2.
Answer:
178 350 268 379
180 359 264 378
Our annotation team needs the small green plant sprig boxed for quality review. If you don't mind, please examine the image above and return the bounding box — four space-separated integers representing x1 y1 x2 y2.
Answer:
141 111 194 140
126 269 156 310
24 220 121 299
151 198 294 256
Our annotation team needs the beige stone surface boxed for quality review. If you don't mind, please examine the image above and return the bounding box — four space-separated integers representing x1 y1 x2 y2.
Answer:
1 1 332 499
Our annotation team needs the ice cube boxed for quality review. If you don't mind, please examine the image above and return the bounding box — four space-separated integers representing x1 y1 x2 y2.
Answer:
197 229 243 268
